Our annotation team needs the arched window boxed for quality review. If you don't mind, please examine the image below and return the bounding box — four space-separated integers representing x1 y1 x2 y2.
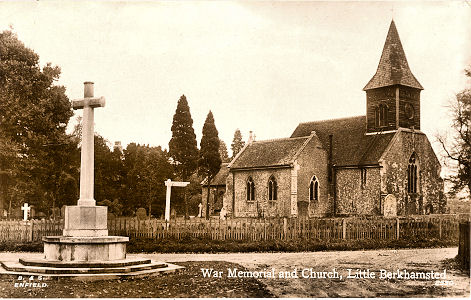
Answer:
268 176 277 201
246 177 255 201
375 104 388 127
309 176 319 201
407 153 419 193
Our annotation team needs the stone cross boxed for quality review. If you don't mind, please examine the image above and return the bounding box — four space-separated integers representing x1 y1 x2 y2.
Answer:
72 82 105 206
164 179 189 222
21 203 30 221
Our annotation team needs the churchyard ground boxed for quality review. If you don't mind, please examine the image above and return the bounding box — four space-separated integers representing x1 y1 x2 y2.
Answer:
0 247 469 298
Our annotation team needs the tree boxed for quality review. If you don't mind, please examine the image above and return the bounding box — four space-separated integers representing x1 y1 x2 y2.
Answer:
231 129 245 159
437 67 471 199
219 139 230 163
94 134 124 205
122 143 173 216
0 30 75 217
169 95 199 218
199 111 222 219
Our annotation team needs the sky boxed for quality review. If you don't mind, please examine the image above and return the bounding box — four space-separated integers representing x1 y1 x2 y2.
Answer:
0 1 470 164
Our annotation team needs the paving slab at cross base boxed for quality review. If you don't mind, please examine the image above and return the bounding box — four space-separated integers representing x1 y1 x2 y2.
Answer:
0 258 183 281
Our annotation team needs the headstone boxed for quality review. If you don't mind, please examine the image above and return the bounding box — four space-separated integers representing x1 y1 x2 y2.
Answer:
219 207 226 220
136 208 147 219
383 194 397 217
21 203 30 221
198 203 203 218
37 212 46 220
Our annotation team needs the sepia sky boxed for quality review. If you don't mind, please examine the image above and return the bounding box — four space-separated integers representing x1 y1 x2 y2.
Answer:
0 1 470 163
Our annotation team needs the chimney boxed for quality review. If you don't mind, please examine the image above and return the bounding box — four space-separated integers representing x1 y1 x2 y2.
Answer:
248 131 254 144
113 141 123 152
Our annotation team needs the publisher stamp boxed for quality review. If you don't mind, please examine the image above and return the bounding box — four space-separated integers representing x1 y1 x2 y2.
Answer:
14 275 48 288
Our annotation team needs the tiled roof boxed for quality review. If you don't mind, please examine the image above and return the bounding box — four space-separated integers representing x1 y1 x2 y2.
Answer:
202 163 229 186
363 20 423 91
291 116 395 166
229 136 310 169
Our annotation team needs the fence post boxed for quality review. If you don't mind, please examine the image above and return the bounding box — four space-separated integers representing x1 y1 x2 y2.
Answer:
396 218 400 240
29 221 33 242
342 218 346 240
439 218 442 238
283 217 287 240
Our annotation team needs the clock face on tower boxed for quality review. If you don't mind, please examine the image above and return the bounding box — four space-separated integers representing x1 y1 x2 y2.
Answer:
404 103 415 120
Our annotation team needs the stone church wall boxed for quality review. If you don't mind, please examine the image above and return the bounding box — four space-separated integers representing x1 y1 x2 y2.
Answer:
295 137 331 217
335 167 382 215
380 130 445 215
201 185 225 218
229 168 292 218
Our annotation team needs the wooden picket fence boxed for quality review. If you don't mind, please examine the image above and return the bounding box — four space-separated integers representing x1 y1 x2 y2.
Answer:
0 219 62 242
0 214 468 243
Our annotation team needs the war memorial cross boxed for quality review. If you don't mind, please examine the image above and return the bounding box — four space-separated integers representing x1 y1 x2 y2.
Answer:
72 82 105 206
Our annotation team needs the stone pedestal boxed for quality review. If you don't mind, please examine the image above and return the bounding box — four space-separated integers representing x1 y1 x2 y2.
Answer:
63 205 108 237
43 236 128 261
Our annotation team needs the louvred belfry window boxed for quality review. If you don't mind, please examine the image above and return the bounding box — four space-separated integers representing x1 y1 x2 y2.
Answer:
375 104 388 127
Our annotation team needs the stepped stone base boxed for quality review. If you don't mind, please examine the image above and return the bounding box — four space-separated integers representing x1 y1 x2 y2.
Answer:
0 259 183 279
43 236 129 261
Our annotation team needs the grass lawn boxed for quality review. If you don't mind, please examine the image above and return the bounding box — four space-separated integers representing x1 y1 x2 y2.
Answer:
0 261 273 298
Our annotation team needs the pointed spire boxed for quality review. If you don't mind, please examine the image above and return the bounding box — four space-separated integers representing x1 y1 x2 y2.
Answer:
363 20 423 91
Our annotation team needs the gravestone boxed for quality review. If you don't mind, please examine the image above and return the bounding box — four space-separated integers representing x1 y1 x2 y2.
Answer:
383 194 397 217
21 203 30 221
198 203 203 217
136 208 147 219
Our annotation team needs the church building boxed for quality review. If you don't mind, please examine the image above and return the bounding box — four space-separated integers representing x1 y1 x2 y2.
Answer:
222 21 445 218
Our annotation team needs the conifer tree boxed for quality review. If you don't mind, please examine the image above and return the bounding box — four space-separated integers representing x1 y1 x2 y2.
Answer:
169 95 198 218
219 139 230 163
231 129 245 159
199 111 222 219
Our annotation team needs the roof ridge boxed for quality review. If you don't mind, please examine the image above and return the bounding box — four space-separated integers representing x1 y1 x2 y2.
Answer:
298 115 365 125
253 136 309 143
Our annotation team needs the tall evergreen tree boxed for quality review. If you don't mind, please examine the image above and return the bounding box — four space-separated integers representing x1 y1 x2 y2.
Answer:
169 95 198 218
219 139 230 163
199 111 222 219
231 129 245 159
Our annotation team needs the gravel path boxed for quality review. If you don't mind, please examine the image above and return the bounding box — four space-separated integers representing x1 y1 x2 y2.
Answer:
0 248 469 297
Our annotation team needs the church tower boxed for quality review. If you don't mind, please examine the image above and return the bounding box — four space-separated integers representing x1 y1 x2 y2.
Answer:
363 20 423 133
